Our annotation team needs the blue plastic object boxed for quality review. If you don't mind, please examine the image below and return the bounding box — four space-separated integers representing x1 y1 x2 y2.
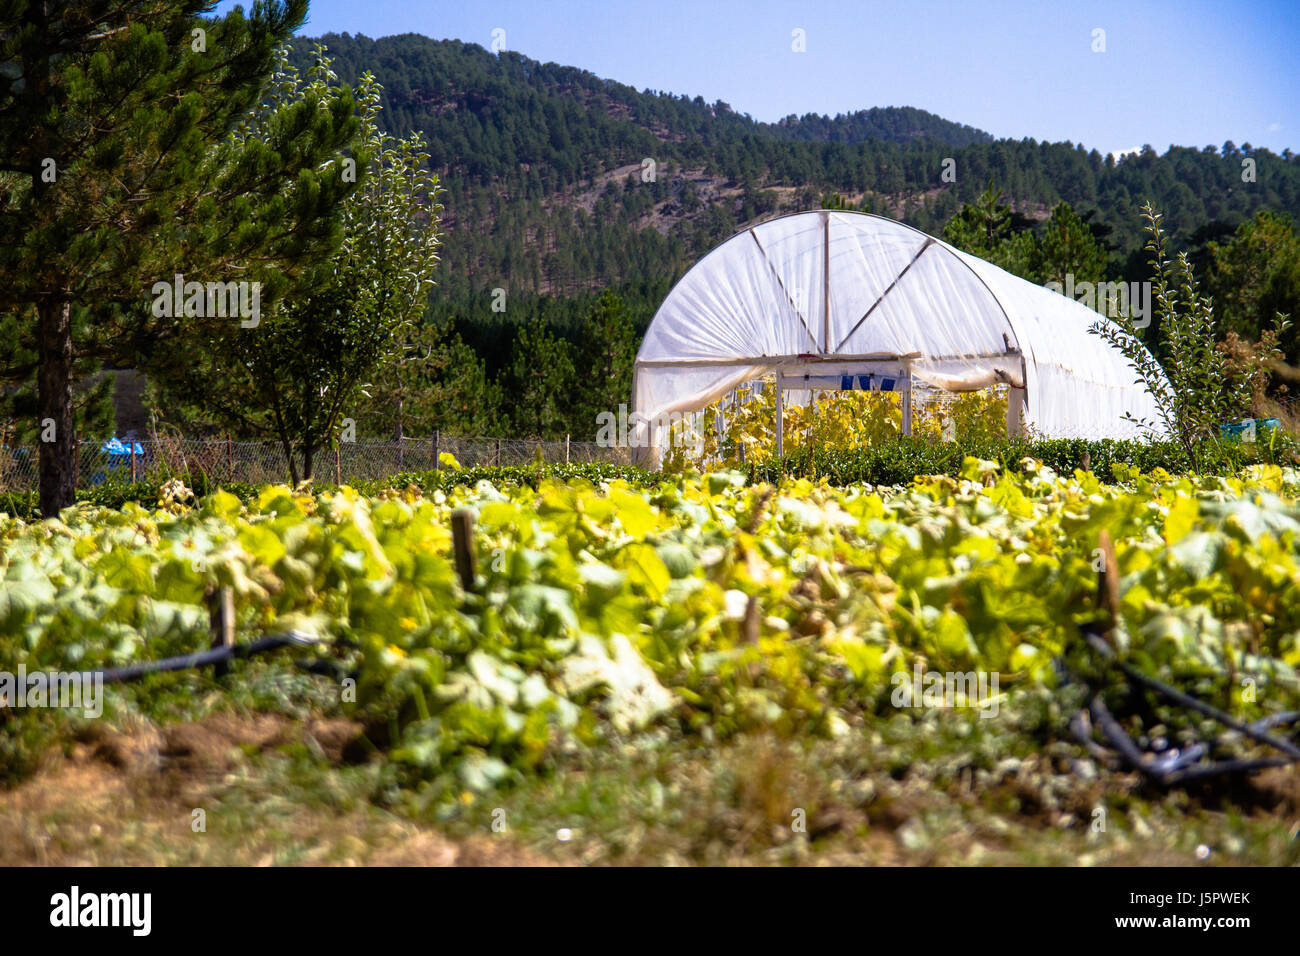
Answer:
1219 418 1280 442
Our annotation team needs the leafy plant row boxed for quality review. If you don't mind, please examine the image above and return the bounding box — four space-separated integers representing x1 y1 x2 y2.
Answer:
4 460 1300 809
4 436 1293 521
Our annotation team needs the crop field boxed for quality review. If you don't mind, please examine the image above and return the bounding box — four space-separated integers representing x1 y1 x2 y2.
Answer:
2 459 1299 865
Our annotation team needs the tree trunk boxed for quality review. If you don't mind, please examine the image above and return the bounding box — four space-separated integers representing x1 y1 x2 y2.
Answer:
279 435 299 485
37 298 76 518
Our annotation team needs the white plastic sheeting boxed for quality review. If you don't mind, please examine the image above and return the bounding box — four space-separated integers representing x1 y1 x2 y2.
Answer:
633 210 1168 449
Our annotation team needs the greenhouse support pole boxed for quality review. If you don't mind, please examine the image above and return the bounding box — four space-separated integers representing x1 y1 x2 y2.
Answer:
775 374 784 459
1007 386 1026 437
901 378 913 437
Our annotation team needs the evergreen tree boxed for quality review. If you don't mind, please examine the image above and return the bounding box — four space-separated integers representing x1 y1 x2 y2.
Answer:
501 316 576 438
355 323 502 438
0 0 357 514
1032 202 1109 288
572 290 637 438
1207 211 1300 360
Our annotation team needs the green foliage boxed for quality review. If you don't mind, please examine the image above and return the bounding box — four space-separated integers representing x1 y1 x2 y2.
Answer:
1207 210 1300 361
0 348 116 445
6 435 1291 522
284 34 1300 303
570 290 638 432
0 1 357 514
150 51 442 483
942 187 1109 288
744 435 1295 486
5 464 1300 809
501 315 578 439
353 323 503 438
1090 203 1288 468
1032 201 1109 289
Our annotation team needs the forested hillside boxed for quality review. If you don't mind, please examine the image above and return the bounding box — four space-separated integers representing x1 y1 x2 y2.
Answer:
292 32 1300 304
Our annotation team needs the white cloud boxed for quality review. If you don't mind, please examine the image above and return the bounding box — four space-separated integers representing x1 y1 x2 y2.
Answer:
1268 122 1282 133
1109 146 1142 162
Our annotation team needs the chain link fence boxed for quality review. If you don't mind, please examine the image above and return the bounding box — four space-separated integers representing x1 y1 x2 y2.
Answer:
0 435 638 493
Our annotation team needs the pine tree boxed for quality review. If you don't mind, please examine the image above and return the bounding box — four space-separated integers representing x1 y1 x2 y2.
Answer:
0 1 358 514
502 316 576 438
573 290 636 438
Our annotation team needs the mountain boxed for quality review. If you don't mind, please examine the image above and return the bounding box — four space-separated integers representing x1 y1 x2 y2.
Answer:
290 33 1300 305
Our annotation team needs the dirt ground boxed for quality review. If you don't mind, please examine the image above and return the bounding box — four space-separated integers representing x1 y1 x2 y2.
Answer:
4 711 1298 866
0 713 554 866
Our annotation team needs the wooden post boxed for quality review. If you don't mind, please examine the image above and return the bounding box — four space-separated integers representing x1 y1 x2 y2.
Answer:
226 433 234 482
495 437 501 466
335 444 342 485
130 442 137 483
775 376 784 460
1096 529 1120 649
743 594 761 683
208 586 235 678
743 594 760 645
565 434 570 465
451 509 476 592
432 429 440 470
901 378 913 437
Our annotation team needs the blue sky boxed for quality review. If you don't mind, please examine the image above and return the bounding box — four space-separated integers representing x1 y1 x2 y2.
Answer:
217 0 1298 156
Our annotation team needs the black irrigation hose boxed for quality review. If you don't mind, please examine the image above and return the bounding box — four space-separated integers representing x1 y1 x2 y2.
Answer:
1067 626 1300 786
1083 632 1300 760
83 631 320 685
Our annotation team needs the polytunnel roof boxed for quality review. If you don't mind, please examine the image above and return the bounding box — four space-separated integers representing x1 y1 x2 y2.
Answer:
633 210 1168 440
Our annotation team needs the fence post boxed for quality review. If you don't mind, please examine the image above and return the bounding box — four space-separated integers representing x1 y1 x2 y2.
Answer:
130 443 137 483
565 434 570 465
335 444 342 486
451 509 476 592
226 433 234 483
73 437 80 487
495 437 501 466
208 586 235 678
432 428 440 470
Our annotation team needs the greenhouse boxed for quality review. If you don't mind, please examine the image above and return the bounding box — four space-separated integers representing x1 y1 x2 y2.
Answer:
632 210 1168 459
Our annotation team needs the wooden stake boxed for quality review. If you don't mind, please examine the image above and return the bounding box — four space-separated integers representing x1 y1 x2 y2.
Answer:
565 434 570 465
743 594 761 682
451 509 477 592
1081 450 1092 473
743 594 760 645
495 437 502 466
226 433 234 482
335 444 342 486
130 443 137 483
1096 529 1120 647
208 586 235 678
432 429 440 470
